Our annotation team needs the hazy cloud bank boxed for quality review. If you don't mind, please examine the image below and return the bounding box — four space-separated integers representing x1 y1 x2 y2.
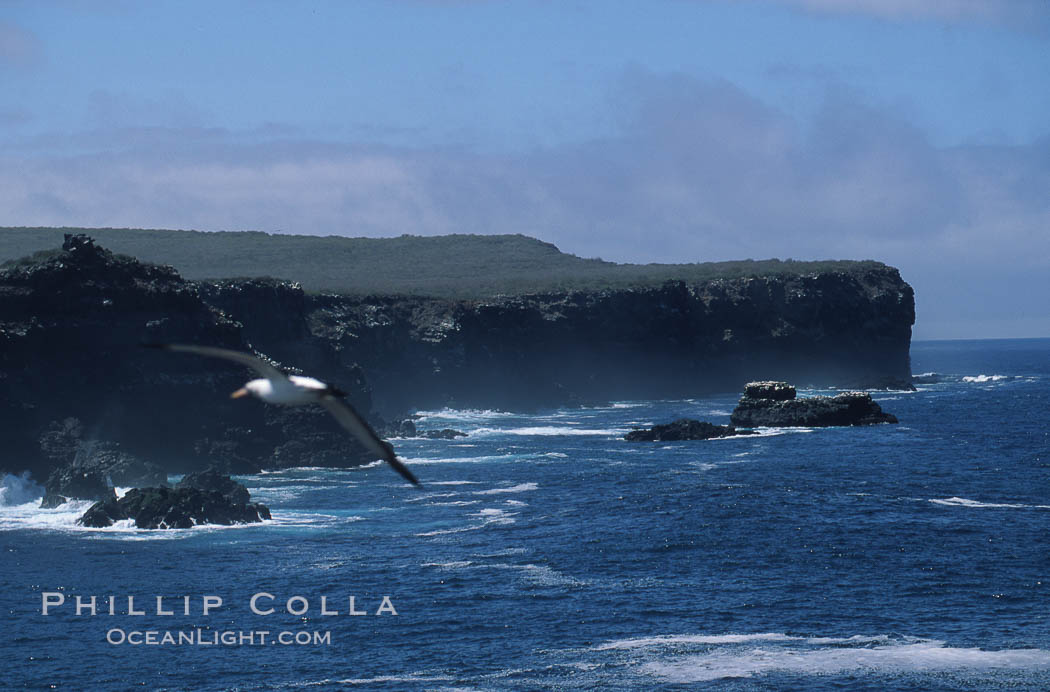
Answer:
731 0 1050 28
2 70 1047 336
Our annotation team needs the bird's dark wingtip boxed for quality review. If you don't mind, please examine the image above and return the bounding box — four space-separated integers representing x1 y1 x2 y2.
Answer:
387 455 422 488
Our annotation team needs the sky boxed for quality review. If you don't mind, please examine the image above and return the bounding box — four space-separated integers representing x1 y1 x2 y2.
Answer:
1 0 1048 339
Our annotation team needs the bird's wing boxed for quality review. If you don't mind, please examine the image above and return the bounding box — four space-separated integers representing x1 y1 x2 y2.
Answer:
319 396 421 487
144 343 288 381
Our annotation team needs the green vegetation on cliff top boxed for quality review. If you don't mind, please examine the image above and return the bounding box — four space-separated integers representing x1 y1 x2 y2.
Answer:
1 227 890 298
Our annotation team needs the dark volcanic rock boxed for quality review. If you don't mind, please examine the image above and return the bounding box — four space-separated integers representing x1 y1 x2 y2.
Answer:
625 419 756 441
0 235 380 485
44 465 114 502
78 474 270 529
2 234 914 485
43 438 167 501
730 381 898 427
743 381 796 401
176 468 250 505
299 266 915 416
382 418 417 438
40 493 69 509
421 428 468 440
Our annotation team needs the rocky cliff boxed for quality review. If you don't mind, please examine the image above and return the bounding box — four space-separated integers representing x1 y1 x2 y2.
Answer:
300 269 915 415
0 236 379 485
0 235 914 483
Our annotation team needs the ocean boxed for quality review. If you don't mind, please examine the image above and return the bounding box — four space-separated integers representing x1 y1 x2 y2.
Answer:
3 338 1049 690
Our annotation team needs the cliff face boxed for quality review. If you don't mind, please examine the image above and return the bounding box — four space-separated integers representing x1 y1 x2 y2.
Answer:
0 237 377 482
0 236 914 481
295 269 914 415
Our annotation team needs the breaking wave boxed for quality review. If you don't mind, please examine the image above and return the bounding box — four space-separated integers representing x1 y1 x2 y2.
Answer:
962 374 1010 383
1 472 45 506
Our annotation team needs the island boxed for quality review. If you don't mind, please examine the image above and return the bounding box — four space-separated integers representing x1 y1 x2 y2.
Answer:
0 230 915 499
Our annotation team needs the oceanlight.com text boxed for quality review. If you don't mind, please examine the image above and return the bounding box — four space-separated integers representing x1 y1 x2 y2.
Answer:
106 629 332 646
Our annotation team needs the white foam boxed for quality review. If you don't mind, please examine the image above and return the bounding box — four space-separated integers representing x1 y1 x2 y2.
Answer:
689 462 719 472
502 563 583 586
412 407 516 422
415 525 484 537
597 633 800 650
398 453 521 466
471 426 625 437
1 472 44 506
718 426 815 438
0 498 96 531
634 637 1050 683
424 560 582 586
930 497 1050 509
288 674 454 687
429 480 481 485
471 508 518 524
474 482 538 495
421 560 474 569
962 374 1010 383
414 506 519 537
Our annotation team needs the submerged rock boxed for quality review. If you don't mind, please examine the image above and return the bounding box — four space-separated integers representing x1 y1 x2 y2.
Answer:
77 473 270 529
625 419 755 442
730 381 898 427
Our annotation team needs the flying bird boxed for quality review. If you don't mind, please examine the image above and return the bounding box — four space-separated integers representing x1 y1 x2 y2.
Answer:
144 343 420 487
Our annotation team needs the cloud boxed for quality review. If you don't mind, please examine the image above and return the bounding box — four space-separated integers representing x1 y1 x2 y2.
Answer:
726 0 1050 29
2 69 1048 336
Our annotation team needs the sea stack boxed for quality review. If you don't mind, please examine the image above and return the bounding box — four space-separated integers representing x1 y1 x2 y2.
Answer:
730 381 898 427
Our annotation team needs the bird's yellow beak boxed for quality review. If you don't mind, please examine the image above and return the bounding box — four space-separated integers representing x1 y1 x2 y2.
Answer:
230 387 250 399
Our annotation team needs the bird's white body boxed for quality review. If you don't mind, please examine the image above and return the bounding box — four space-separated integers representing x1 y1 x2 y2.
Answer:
243 375 329 405
149 343 420 486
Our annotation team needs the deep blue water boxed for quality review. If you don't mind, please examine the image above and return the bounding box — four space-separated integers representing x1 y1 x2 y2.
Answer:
3 338 1050 690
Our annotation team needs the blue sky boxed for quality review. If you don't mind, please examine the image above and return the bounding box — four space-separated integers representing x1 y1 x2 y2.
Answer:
2 0 1048 338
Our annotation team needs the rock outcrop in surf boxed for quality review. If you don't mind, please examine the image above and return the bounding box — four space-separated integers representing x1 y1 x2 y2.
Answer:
77 471 269 529
730 382 898 427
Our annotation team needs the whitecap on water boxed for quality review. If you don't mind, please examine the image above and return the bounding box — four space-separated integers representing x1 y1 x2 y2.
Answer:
414 506 519 537
471 426 627 437
473 482 538 495
398 453 522 466
962 374 1011 383
420 559 582 586
425 500 481 507
593 632 1050 684
930 497 1050 510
